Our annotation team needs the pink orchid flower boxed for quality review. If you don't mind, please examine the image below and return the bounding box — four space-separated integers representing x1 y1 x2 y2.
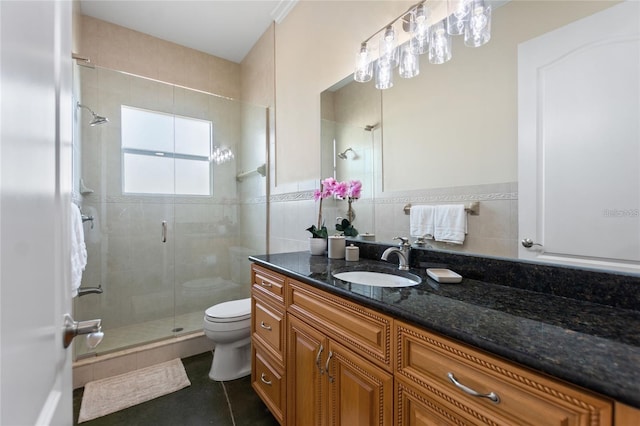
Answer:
348 180 362 199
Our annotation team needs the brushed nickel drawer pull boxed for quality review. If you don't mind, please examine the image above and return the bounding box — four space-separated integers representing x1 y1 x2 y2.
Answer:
447 372 500 403
260 321 272 331
260 279 272 287
325 351 334 383
260 373 272 386
315 344 324 375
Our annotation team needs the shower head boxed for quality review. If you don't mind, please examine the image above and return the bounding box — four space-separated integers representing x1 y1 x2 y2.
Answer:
77 102 109 126
337 147 357 160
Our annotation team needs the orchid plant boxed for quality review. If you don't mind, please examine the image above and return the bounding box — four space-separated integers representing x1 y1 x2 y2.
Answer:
307 177 362 238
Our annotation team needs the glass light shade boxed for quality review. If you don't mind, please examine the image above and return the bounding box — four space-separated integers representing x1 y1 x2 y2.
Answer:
379 26 399 67
399 43 420 78
375 60 393 90
464 1 491 47
354 43 374 82
447 0 472 35
429 20 452 64
411 4 430 54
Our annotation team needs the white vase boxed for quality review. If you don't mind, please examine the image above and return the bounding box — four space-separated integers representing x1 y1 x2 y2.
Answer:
309 237 327 255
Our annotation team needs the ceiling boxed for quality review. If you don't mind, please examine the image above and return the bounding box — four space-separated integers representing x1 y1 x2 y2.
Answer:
78 0 297 63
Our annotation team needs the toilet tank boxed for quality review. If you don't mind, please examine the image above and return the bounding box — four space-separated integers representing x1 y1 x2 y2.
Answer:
229 246 254 285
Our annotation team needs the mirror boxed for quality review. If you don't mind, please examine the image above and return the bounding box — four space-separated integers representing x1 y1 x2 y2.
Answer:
321 0 638 268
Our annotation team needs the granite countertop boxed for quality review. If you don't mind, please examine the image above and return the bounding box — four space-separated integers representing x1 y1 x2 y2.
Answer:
250 251 640 409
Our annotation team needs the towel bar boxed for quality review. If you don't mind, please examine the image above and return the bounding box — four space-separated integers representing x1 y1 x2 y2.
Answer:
403 202 480 216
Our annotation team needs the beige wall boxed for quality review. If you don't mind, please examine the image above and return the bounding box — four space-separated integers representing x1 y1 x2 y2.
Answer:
78 15 240 99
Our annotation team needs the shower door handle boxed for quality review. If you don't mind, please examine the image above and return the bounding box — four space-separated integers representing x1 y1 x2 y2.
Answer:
161 221 167 243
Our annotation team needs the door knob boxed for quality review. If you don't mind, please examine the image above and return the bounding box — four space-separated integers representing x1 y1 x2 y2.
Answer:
63 314 103 349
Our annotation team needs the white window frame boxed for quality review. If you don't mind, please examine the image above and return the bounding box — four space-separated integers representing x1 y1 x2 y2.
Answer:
121 105 213 196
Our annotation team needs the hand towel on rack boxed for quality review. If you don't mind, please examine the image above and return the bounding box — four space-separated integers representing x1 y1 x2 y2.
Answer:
71 203 87 298
433 204 467 245
409 205 435 239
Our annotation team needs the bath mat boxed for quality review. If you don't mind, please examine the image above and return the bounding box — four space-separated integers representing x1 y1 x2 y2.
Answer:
78 358 191 423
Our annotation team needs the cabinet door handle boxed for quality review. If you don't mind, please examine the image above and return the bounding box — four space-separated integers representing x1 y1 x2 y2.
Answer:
447 372 500 403
260 321 272 331
260 279 272 288
260 372 272 386
315 344 324 375
325 350 334 383
161 221 167 243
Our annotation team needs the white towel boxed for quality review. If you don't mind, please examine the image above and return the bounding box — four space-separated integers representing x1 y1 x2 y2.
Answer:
433 204 467 245
409 205 435 239
70 203 87 297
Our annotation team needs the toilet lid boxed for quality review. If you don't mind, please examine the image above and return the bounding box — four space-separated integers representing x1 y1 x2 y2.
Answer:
205 298 251 322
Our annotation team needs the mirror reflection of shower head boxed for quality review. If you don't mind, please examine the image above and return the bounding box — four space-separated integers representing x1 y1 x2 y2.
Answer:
76 101 109 126
337 147 357 160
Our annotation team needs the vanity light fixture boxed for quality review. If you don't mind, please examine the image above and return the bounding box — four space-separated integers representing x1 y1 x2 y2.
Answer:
353 0 493 90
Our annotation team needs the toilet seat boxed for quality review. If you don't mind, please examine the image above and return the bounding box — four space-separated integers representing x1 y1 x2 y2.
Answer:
205 298 251 323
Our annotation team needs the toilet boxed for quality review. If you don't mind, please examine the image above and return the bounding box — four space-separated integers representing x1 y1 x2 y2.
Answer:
203 297 252 381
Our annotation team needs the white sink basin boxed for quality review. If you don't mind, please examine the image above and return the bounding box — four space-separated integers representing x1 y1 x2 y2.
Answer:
332 271 421 287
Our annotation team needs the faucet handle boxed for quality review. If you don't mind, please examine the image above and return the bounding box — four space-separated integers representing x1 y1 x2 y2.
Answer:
393 236 410 246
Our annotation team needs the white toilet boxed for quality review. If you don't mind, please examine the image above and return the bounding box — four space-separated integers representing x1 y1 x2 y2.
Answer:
203 297 252 381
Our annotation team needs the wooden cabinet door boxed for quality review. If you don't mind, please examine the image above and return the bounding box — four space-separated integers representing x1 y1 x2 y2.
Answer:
287 315 328 426
327 340 394 426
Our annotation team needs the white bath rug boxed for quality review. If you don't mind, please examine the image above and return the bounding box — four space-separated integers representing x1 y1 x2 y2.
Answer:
78 358 191 423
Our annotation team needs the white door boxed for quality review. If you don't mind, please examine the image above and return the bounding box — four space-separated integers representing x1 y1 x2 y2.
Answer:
1 1 73 424
518 1 640 273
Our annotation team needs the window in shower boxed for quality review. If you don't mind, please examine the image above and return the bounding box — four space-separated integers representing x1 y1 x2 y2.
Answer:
121 105 213 196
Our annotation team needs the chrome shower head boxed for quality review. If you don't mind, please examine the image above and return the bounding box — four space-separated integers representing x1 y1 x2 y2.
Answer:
77 102 109 126
89 114 109 126
337 147 357 160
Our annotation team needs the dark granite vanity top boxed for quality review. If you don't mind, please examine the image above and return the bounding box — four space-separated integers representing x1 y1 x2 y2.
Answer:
249 249 640 409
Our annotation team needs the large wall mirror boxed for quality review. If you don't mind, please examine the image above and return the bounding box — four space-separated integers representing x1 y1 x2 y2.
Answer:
320 0 640 273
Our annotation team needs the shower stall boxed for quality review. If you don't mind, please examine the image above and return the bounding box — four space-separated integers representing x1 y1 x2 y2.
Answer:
72 64 267 359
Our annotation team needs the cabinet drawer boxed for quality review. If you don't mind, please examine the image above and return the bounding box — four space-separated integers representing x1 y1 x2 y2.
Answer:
252 294 285 365
396 321 612 426
252 264 285 304
287 279 393 372
252 346 285 425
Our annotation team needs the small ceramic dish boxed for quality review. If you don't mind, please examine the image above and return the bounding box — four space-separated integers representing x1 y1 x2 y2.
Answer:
426 268 463 283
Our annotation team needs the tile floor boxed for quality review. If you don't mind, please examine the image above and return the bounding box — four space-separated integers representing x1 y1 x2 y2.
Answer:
73 352 279 426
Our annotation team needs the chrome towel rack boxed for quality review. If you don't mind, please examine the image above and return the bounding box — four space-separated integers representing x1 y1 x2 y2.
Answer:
403 201 480 216
236 163 266 182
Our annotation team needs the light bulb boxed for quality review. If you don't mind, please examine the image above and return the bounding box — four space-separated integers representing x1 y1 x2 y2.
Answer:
399 43 419 78
429 21 452 64
375 60 393 90
464 1 491 47
448 0 472 35
354 43 373 83
379 26 398 67
412 4 430 54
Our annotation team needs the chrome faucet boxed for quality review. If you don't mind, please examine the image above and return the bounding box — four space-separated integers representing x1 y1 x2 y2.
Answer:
381 237 411 271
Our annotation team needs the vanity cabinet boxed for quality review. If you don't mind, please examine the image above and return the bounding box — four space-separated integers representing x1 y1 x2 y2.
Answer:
251 265 287 425
250 263 624 425
287 281 394 426
395 320 613 425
